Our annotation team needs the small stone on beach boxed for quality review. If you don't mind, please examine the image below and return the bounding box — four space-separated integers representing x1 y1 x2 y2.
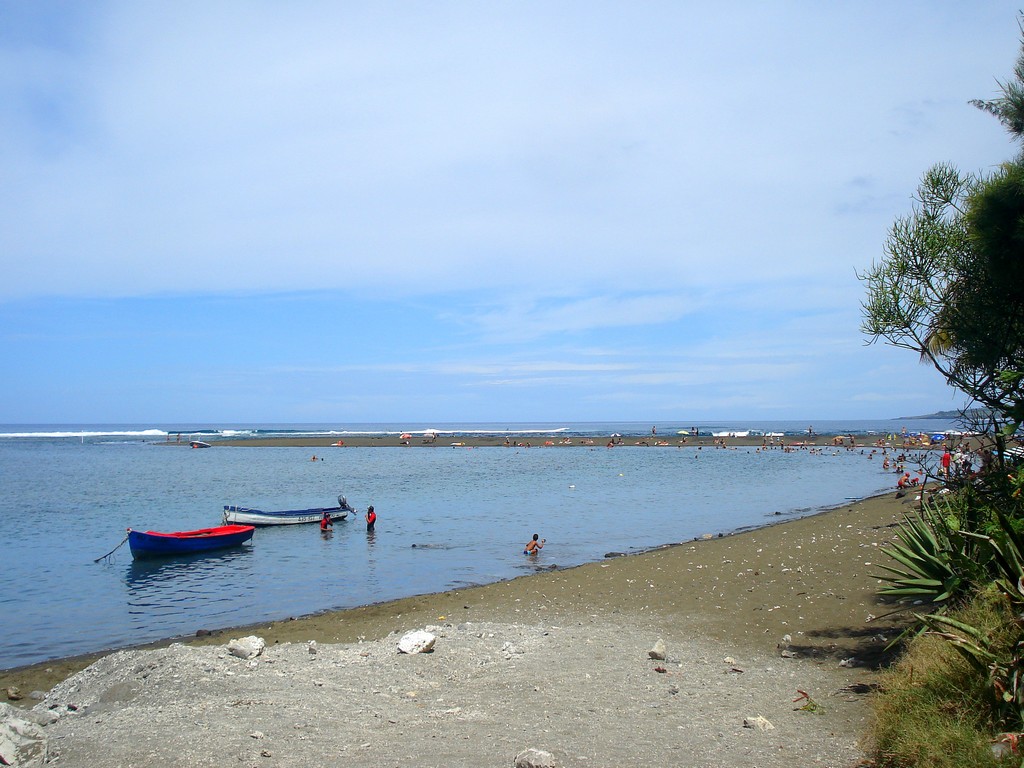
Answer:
648 639 667 660
743 715 774 731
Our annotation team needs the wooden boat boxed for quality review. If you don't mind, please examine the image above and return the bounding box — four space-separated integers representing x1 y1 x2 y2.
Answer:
127 524 255 559
223 495 355 526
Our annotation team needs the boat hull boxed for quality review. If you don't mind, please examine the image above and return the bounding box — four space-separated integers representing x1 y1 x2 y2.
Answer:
128 525 255 559
223 505 352 526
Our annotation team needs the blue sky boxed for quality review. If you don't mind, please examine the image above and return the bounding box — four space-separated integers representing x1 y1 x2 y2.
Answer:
1 2 1020 424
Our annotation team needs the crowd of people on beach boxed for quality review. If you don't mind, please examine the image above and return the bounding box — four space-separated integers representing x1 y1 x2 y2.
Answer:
879 441 981 489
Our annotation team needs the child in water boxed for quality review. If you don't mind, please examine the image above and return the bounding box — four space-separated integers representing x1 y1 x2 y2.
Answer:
524 533 545 555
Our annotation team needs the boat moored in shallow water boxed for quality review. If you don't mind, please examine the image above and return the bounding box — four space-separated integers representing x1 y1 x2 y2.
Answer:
223 495 355 526
127 525 255 559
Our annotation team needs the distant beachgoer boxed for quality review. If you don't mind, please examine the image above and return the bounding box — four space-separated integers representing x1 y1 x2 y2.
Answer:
652 426 657 436
956 448 971 475
941 449 951 477
981 449 995 473
524 533 545 555
320 511 332 533
365 505 377 532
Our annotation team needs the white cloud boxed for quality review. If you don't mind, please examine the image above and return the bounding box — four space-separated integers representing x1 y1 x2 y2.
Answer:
2 2 1018 303
455 292 700 343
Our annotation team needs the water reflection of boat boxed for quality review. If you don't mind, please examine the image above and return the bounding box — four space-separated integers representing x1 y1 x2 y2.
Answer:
123 546 258 630
124 545 254 590
127 525 255 558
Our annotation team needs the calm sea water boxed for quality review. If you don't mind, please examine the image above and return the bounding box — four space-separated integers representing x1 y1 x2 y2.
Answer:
0 420 944 670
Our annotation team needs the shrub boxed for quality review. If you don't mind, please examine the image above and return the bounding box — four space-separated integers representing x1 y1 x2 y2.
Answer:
870 590 1016 768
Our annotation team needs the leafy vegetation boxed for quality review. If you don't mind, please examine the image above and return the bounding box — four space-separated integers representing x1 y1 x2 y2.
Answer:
876 503 977 602
864 16 1024 766
871 472 1024 761
859 160 1024 439
872 591 1014 768
859 14 1024 441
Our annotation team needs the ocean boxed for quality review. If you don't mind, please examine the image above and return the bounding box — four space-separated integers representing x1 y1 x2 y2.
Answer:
0 420 952 670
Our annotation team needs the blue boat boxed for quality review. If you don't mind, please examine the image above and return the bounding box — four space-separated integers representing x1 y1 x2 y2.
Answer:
127 524 255 559
222 495 355 526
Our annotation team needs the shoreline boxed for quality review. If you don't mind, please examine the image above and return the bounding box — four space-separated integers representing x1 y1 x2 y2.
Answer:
165 432 936 450
1 490 916 705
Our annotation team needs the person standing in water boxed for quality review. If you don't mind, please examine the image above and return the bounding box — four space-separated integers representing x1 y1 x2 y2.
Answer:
524 533 544 555
320 510 332 534
365 505 376 532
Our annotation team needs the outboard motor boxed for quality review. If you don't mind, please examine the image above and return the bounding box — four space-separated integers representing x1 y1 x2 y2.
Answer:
338 494 349 510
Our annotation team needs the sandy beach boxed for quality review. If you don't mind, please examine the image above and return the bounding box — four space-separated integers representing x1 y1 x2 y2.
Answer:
2 490 915 767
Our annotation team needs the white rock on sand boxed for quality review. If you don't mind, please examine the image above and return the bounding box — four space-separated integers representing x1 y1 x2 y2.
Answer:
397 629 436 654
225 635 265 660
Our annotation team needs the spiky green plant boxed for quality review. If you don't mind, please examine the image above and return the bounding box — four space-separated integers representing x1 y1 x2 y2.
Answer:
917 511 1024 730
875 499 984 607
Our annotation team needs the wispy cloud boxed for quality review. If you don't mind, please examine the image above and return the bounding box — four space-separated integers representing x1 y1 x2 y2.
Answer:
453 292 701 343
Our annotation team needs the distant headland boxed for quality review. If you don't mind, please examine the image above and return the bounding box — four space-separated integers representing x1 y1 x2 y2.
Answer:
898 408 984 420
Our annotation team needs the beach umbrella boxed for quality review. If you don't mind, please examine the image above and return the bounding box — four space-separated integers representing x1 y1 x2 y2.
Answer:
931 434 946 442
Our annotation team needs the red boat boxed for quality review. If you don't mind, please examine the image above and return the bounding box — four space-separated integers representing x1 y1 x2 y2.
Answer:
127 525 255 559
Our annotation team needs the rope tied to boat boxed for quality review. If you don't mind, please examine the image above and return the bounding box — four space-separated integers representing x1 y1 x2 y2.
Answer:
94 528 131 563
